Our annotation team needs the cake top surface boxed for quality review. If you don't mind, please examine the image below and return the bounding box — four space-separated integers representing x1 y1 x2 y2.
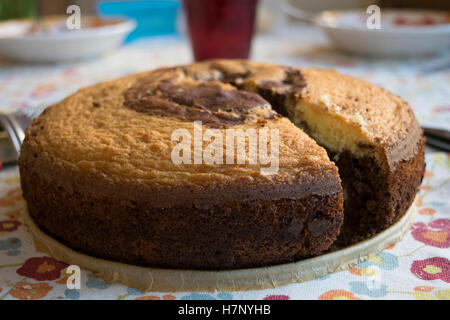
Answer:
20 59 422 205
182 60 422 168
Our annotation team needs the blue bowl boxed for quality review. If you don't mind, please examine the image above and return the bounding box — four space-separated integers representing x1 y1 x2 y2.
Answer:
98 0 180 42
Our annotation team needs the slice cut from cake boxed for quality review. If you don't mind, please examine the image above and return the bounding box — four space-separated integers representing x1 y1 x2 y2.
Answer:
290 68 425 244
198 60 425 244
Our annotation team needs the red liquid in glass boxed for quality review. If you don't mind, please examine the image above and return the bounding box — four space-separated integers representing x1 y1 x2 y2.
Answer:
184 0 259 61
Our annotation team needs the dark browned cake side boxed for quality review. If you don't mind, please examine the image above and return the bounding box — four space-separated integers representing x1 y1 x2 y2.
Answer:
21 166 343 270
333 138 426 245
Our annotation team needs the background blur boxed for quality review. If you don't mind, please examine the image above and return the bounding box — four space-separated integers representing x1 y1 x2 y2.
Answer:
1 0 450 42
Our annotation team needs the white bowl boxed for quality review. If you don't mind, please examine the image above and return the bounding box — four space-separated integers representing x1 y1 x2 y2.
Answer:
0 17 136 63
316 9 450 57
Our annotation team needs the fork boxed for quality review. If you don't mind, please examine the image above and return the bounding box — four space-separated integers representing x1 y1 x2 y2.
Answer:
0 110 34 169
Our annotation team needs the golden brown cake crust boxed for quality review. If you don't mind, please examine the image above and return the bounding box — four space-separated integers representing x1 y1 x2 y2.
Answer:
298 68 423 169
20 62 341 208
19 59 424 269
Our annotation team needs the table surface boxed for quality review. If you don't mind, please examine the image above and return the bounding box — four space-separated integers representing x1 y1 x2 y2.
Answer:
0 26 448 300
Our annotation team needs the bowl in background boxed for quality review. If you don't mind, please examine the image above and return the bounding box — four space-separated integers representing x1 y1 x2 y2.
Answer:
317 9 450 57
0 16 136 63
282 1 450 58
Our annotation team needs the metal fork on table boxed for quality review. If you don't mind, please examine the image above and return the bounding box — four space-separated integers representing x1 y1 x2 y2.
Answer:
0 111 34 169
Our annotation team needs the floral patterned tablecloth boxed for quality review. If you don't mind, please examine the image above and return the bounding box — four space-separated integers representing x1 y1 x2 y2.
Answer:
0 26 448 300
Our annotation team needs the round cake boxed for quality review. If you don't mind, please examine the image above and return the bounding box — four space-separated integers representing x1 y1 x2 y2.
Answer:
19 60 425 270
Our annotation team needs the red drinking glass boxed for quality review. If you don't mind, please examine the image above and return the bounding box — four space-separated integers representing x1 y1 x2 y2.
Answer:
183 0 259 61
